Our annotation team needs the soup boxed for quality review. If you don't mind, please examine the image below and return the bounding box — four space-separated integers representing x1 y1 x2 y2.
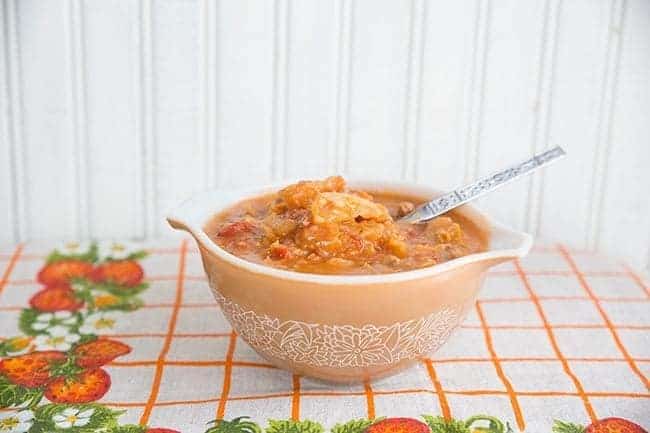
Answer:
205 177 486 275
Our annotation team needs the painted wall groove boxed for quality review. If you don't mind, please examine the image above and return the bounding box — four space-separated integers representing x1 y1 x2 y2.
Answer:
525 0 561 236
596 0 649 272
588 0 626 251
134 0 157 239
332 0 353 175
0 0 15 244
462 0 490 184
326 0 339 174
198 0 218 189
64 0 89 240
401 0 425 182
271 0 290 181
4 0 26 243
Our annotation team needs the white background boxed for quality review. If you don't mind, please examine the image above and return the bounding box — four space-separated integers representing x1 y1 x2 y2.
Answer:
1 0 649 271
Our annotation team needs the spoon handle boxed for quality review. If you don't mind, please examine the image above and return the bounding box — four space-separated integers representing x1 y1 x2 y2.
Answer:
399 146 566 224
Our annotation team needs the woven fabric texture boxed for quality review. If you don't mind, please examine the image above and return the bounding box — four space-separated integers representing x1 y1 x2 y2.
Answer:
0 239 647 433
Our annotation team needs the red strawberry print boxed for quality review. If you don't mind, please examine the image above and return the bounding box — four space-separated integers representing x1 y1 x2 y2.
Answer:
91 260 144 287
365 418 430 433
0 351 67 388
73 338 131 368
44 368 111 403
146 429 181 433
586 418 648 433
37 260 93 286
29 286 84 312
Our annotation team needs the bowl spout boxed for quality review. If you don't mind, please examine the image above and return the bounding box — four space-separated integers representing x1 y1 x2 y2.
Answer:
167 217 190 233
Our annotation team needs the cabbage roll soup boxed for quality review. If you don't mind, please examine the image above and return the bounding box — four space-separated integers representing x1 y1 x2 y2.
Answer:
205 177 486 275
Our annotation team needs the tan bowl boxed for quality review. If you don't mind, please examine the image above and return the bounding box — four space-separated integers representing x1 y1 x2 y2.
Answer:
167 180 532 382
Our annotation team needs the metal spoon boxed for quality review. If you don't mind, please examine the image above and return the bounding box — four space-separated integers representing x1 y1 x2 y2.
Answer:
399 146 567 224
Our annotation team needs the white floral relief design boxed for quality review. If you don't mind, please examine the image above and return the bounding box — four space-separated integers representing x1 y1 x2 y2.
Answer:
212 290 462 368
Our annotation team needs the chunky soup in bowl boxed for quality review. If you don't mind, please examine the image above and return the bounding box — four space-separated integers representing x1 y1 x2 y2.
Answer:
205 176 485 275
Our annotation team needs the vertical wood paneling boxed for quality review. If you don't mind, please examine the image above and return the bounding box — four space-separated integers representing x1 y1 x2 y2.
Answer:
216 0 274 187
476 0 546 230
401 0 425 182
587 0 625 250
154 0 201 236
270 0 289 180
84 0 139 238
18 0 75 240
0 1 15 244
198 0 217 189
463 0 490 185
65 0 90 240
600 0 650 270
525 0 561 235
332 0 353 175
346 0 411 180
416 1 478 190
134 0 156 238
284 0 337 178
4 0 26 243
537 0 612 248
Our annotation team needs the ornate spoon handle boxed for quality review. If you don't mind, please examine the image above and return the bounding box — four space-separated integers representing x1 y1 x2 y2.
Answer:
399 146 566 224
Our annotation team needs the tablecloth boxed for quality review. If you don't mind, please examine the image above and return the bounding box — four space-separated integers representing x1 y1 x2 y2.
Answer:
0 239 647 433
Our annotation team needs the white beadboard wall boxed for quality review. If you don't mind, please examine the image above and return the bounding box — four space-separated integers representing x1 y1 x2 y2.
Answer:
1 0 649 270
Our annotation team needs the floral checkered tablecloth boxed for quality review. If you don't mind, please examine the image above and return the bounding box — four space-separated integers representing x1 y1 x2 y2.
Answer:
0 239 647 433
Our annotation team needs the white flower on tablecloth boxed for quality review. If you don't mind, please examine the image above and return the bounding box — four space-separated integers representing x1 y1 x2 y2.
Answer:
52 407 94 429
0 410 34 433
56 241 94 256
99 241 139 261
54 240 138 261
33 327 80 351
78 311 120 335
30 311 77 334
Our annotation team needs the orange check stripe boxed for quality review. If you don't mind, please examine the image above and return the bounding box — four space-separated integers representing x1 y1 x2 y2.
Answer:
139 240 187 425
0 245 22 301
515 259 597 422
216 331 238 419
559 245 649 390
424 358 451 419
106 355 649 369
475 303 525 431
623 264 650 298
364 381 376 419
92 389 650 409
291 374 301 420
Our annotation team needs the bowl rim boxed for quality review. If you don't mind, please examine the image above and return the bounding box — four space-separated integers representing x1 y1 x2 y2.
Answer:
167 179 533 285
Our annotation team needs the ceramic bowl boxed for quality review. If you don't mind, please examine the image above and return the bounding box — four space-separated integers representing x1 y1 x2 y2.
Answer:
167 180 532 382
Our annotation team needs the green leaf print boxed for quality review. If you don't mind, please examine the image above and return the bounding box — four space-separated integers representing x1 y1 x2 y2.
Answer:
46 244 99 264
205 417 263 433
0 375 44 409
109 424 148 433
266 420 324 433
331 418 381 433
422 415 469 433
